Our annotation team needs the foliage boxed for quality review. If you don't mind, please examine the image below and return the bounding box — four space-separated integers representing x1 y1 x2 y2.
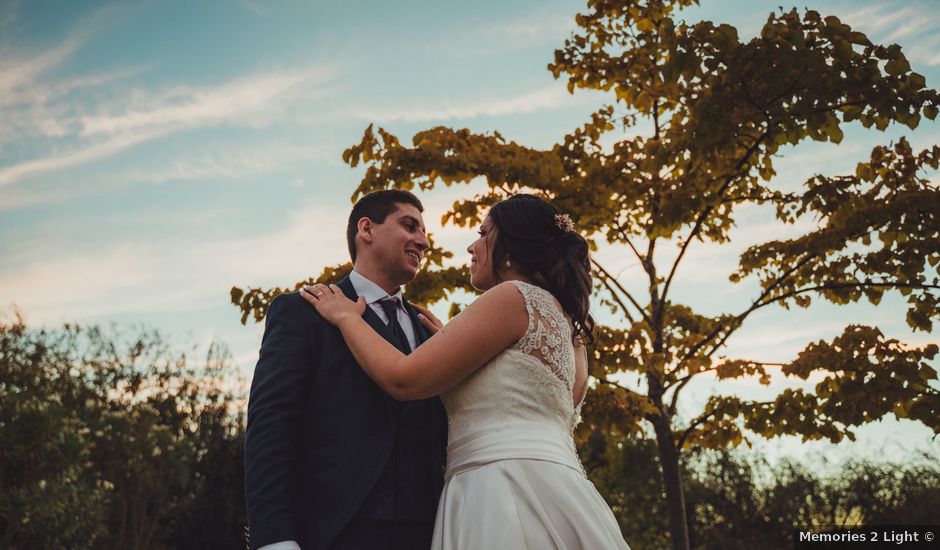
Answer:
582 431 940 550
0 312 246 549
230 1 940 547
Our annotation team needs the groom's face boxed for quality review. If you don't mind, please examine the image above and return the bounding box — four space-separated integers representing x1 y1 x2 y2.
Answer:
364 202 429 284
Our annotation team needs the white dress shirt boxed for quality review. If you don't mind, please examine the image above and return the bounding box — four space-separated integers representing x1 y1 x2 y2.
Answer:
257 271 416 550
348 269 417 350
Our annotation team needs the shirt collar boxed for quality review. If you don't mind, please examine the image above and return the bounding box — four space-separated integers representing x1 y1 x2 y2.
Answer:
349 269 404 305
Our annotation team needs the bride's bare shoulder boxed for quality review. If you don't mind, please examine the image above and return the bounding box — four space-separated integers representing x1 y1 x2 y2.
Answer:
454 281 528 333
476 280 529 311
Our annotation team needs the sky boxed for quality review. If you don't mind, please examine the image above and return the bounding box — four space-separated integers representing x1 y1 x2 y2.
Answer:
2 0 938 466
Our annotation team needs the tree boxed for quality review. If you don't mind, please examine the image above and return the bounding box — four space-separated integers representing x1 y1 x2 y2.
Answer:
0 311 246 549
232 1 940 547
584 430 940 549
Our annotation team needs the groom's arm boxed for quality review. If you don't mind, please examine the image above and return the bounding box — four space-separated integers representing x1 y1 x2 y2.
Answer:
245 293 316 549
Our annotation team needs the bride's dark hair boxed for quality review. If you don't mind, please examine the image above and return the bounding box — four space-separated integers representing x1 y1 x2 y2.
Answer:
488 194 595 344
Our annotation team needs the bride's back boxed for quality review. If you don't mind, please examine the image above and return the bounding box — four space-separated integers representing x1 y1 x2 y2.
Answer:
441 280 581 442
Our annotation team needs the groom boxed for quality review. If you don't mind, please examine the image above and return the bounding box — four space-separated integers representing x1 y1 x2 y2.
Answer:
245 190 448 550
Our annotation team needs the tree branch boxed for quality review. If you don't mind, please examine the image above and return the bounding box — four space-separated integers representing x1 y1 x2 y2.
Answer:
676 409 718 450
702 281 940 362
667 375 695 416
667 360 787 414
596 273 637 324
595 376 633 393
758 281 940 311
591 258 651 325
661 128 772 305
676 251 820 369
618 226 647 266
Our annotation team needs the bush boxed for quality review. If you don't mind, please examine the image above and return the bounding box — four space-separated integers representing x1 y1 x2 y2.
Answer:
0 313 246 549
581 430 940 550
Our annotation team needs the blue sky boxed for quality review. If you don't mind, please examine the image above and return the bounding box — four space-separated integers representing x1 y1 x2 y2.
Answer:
2 0 938 465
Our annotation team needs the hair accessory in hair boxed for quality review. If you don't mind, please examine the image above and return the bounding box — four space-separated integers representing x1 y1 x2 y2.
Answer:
554 213 575 233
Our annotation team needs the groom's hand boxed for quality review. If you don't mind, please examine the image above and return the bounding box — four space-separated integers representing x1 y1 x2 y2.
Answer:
412 304 443 335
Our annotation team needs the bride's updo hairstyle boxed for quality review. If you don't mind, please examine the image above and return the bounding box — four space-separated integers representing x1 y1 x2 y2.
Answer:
488 194 595 344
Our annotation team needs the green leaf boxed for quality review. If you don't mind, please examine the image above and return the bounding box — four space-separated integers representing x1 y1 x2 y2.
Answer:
885 57 910 76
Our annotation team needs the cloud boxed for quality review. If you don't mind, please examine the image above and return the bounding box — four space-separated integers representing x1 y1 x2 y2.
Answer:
0 127 168 187
0 202 351 324
0 65 149 149
0 1 17 35
882 17 934 43
0 3 132 107
837 4 919 36
240 0 271 17
836 2 940 66
0 3 338 188
80 69 332 137
0 34 84 104
0 21 116 147
120 141 342 184
0 66 337 187
903 34 940 67
0 137 343 213
439 12 576 57
351 85 589 123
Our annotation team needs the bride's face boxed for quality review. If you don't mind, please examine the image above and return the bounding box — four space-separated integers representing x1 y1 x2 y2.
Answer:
467 216 499 291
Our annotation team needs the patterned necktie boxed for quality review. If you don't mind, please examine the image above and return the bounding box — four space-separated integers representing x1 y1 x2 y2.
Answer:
379 297 412 354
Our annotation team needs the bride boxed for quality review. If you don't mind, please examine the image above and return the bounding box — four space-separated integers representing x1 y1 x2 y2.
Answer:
301 194 629 549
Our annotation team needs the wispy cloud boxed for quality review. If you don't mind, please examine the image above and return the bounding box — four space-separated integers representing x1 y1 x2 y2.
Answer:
240 0 272 17
120 142 341 184
0 35 83 101
836 2 940 66
0 2 339 190
439 12 576 57
351 85 589 123
0 140 342 212
882 17 934 43
0 13 104 147
0 4 131 108
837 4 920 36
0 128 167 187
0 0 18 36
80 69 331 137
0 66 336 187
0 202 351 323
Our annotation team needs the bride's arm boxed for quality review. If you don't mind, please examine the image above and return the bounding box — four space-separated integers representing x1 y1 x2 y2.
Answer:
300 281 527 400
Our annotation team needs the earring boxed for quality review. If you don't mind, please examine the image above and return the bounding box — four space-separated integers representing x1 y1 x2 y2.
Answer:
505 259 511 268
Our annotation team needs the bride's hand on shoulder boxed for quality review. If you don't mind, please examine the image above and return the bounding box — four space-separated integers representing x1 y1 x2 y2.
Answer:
411 303 443 334
299 283 366 327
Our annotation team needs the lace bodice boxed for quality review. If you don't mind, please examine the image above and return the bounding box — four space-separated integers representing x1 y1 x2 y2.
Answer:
441 280 583 444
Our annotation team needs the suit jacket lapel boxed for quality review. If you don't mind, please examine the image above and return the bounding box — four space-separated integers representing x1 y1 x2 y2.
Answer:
403 298 448 486
339 276 406 413
338 277 395 342
402 299 430 346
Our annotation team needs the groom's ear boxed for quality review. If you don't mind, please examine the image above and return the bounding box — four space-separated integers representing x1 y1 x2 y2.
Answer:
357 217 374 245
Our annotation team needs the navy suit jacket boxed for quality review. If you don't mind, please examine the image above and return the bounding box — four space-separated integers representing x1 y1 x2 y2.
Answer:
244 277 447 550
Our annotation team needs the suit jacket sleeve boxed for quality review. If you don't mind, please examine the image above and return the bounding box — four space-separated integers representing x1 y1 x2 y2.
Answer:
245 293 318 549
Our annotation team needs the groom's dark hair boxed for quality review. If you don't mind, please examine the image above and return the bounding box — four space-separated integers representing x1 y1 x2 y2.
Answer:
347 189 424 262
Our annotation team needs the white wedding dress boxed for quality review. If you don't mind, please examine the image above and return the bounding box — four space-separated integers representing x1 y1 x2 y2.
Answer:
431 280 630 550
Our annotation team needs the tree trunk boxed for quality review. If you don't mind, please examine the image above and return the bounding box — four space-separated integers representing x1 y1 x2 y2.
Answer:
652 415 690 550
